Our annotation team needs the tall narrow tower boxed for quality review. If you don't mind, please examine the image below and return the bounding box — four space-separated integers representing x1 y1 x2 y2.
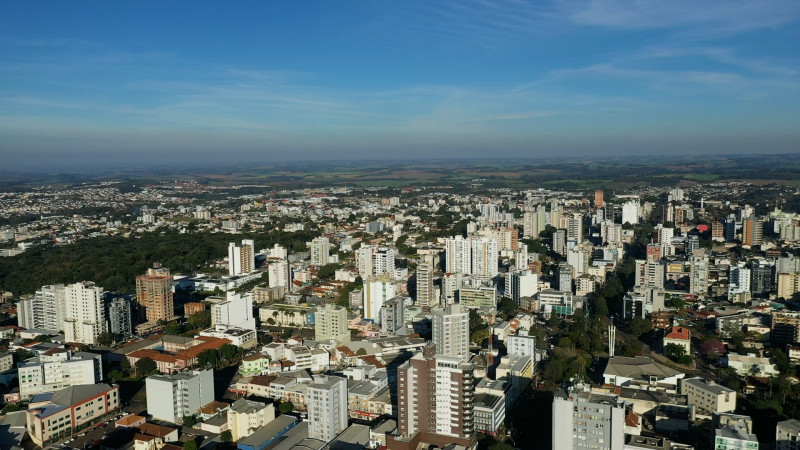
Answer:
608 325 616 358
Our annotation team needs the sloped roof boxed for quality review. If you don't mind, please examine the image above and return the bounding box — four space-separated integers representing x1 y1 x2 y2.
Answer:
604 356 683 381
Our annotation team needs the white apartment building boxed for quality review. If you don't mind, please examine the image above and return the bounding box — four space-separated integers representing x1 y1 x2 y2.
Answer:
226 398 276 441
310 237 330 267
445 236 472 275
307 376 348 443
17 284 67 334
62 282 107 345
432 304 469 360
211 291 255 331
228 239 255 276
146 369 214 424
622 200 640 225
415 259 435 308
18 351 101 400
776 419 800 450
507 270 538 306
506 334 536 361
268 260 289 288
471 237 499 280
552 384 625 450
363 274 396 322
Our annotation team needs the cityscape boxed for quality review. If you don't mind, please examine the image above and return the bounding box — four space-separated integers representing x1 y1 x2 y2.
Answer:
2 2 800 450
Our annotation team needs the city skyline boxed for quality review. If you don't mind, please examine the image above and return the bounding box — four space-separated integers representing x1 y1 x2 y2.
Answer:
2 0 799 169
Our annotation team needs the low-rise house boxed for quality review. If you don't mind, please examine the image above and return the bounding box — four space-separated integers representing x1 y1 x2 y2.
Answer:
662 326 691 355
239 354 270 376
725 353 779 377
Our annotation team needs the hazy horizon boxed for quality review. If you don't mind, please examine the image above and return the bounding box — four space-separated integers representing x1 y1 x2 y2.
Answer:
2 1 799 169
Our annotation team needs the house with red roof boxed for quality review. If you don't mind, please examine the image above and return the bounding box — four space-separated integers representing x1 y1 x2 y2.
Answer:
663 326 691 354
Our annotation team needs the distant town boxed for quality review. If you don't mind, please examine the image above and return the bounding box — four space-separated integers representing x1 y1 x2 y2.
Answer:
1 168 800 450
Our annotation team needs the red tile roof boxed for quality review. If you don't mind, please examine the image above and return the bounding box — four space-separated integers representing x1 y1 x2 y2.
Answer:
665 326 690 340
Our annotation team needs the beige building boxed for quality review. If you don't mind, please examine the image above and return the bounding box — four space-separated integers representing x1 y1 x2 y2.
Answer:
315 304 350 343
681 377 736 414
136 266 174 323
778 273 800 300
226 398 275 441
26 384 120 447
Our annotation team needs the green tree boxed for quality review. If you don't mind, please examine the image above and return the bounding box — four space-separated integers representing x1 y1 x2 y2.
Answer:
1 403 21 414
108 370 125 382
121 357 132 375
163 320 183 335
187 309 211 330
197 349 219 368
97 331 115 346
772 349 792 375
220 430 233 442
135 357 157 377
469 309 485 334
630 317 652 337
471 328 491 345
183 415 198 427
219 344 239 362
317 263 340 279
664 344 692 365
356 348 367 356
183 440 198 450
278 401 294 413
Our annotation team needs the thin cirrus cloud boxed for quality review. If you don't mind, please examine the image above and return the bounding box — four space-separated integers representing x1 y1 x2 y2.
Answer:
0 0 799 168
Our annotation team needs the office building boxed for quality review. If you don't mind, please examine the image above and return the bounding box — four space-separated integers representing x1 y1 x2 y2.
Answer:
136 265 175 323
363 274 396 322
395 345 475 447
62 282 106 345
146 369 214 424
310 237 330 267
228 239 255 275
25 384 120 447
552 384 625 450
307 375 348 443
431 304 469 360
315 304 350 343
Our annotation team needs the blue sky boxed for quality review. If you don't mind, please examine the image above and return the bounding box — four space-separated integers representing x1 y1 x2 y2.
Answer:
1 1 799 168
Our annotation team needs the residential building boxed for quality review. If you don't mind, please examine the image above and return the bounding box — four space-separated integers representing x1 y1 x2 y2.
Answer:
228 239 255 276
106 296 133 338
25 384 120 447
689 251 710 297
726 353 779 377
776 419 800 450
62 281 107 345
136 265 175 323
714 413 758 450
471 237 499 280
474 393 505 436
268 260 289 288
145 369 214 424
742 216 763 247
315 304 350 343
507 270 538 306
0 352 12 372
555 262 573 293
552 384 625 450
432 304 469 360
681 378 736 414
663 326 691 355
380 296 405 336
17 284 66 334
622 200 639 225
18 350 101 400
506 334 536 361
227 398 275 442
239 354 270 376
211 291 255 330
394 345 475 448
310 237 330 267
415 259 435 308
445 236 472 275
363 274 396 322
307 375 348 443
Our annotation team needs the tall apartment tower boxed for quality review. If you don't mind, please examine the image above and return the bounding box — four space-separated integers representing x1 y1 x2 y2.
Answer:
445 236 472 274
555 262 574 293
363 273 396 321
146 369 214 424
373 247 396 277
105 296 133 338
62 281 107 345
416 256 435 308
17 284 67 333
228 239 255 275
136 265 174 323
471 237 499 280
567 213 583 242
396 345 475 447
552 384 625 450
307 376 348 443
594 189 604 208
310 237 330 267
315 304 350 343
689 250 710 297
742 216 763 247
268 259 289 288
622 200 640 225
431 304 469 360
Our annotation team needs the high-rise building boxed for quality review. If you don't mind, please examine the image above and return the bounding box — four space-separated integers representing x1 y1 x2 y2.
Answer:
552 229 566 256
567 213 583 242
622 200 639 225
18 351 102 400
373 247 396 277
507 270 538 306
211 292 255 331
135 265 174 323
17 284 67 333
363 273 396 322
689 250 709 297
146 369 214 424
228 239 255 275
742 216 763 247
712 221 725 241
396 345 475 447
268 259 289 288
555 262 573 293
594 190 604 208
380 296 406 335
307 375 348 443
105 295 133 338
552 384 625 450
315 304 350 343
432 304 469 360
440 272 464 306
416 258 435 308
310 237 331 267
445 236 472 275
751 260 775 296
62 282 107 345
728 263 751 300
515 243 529 271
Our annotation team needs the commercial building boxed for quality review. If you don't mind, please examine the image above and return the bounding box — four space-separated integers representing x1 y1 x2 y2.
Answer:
713 413 758 450
145 369 214 424
25 384 120 447
136 265 175 323
307 375 348 443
